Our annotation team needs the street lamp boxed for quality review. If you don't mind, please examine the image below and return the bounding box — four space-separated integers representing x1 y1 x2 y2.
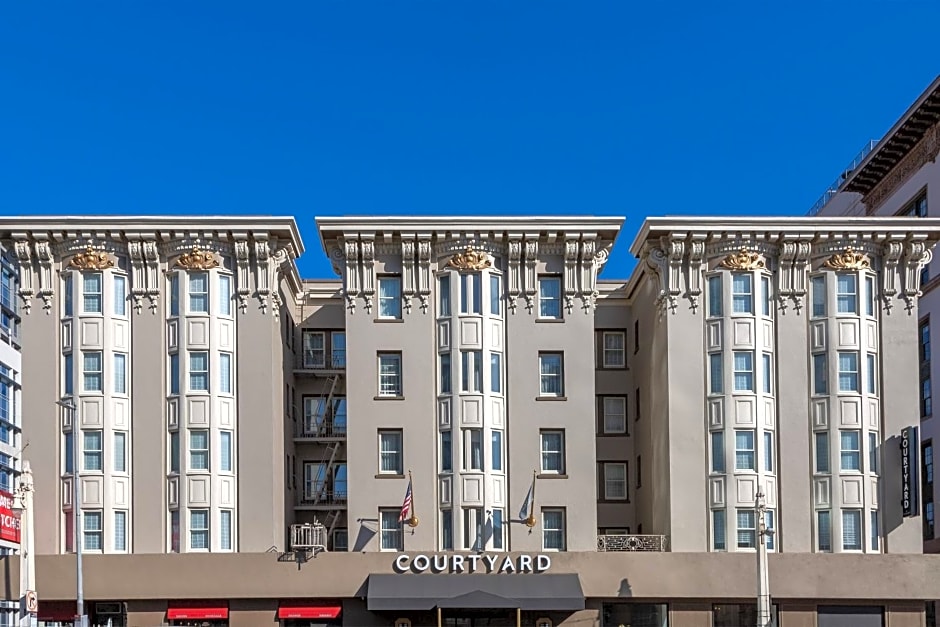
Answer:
55 401 87 627
755 489 774 627
12 460 37 627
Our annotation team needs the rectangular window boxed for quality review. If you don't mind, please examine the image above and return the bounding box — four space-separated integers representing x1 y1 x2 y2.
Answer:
734 430 755 471
190 509 209 549
813 353 828 394
188 272 209 313
538 352 564 397
463 507 484 550
460 273 482 314
380 509 402 551
711 431 725 473
763 431 774 472
113 431 126 473
542 508 566 551
733 351 754 392
842 509 862 550
540 430 565 474
379 429 403 475
538 276 562 319
604 463 627 500
83 430 103 471
441 509 453 550
440 430 452 472
114 511 127 552
836 274 857 314
464 429 483 471
492 509 504 549
865 276 876 317
82 273 103 314
169 353 180 395
926 442 934 484
490 274 501 315
219 275 232 316
490 353 502 394
439 275 451 316
114 275 126 316
491 430 502 471
331 332 346 368
709 353 723 394
219 353 232 394
602 332 626 368
871 510 880 551
764 510 776 550
378 353 402 397
633 320 640 353
82 351 103 392
731 273 752 314
170 510 180 553
189 430 209 470
811 275 826 317
189 351 209 392
708 275 722 317
220 431 232 472
302 331 325 368
838 352 859 392
461 350 483 392
817 510 831 552
840 430 861 471
713 509 726 550
440 353 452 394
815 432 830 473
869 432 878 474
113 353 127 394
761 276 772 316
64 431 74 474
866 353 877 394
762 353 772 394
378 276 402 319
220 510 232 550
170 431 180 473
169 274 179 317
64 274 73 316
736 509 756 548
83 511 103 551
603 397 627 434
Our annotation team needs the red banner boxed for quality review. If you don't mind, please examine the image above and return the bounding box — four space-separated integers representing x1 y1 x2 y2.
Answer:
0 490 21 544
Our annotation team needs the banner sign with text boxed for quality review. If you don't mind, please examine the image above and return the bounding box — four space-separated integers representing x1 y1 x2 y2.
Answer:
0 490 21 544
902 426 920 518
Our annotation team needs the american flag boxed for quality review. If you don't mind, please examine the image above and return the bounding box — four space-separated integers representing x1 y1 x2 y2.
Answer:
398 479 413 523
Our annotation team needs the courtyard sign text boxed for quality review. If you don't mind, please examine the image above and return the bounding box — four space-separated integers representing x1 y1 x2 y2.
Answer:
393 553 551 575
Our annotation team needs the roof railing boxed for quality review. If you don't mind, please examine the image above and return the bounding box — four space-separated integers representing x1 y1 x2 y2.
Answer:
807 139 879 216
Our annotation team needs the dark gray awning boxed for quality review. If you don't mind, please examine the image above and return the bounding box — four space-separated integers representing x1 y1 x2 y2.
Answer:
367 574 585 611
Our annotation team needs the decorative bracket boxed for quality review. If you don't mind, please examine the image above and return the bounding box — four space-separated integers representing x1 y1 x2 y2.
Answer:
401 237 416 314
13 241 34 314
343 239 360 314
417 238 432 314
255 239 271 314
902 240 933 314
127 242 145 314
523 238 538 314
143 241 160 314
686 237 706 313
563 239 579 314
360 238 375 315
34 241 54 314
234 240 251 314
507 239 522 314
882 239 904 314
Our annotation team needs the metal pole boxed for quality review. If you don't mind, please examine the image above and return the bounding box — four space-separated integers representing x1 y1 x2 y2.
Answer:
755 489 773 627
57 401 86 627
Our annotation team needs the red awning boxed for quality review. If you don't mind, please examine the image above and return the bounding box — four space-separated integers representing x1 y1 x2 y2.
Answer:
167 607 229 620
277 605 342 620
38 601 76 621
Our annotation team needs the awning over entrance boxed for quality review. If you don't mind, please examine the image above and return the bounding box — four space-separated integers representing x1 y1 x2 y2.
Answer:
367 574 584 611
278 605 342 619
167 607 229 620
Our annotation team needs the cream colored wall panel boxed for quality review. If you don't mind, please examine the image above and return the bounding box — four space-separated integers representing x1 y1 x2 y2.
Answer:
461 475 483 504
81 319 102 348
733 398 755 426
708 398 724 428
459 319 482 346
709 477 725 507
490 398 504 427
61 478 73 507
868 400 880 429
80 398 102 428
218 398 233 428
762 477 777 508
112 319 128 350
187 319 209 347
814 477 831 508
491 476 504 506
811 322 827 351
841 477 863 506
113 477 128 507
812 399 829 429
460 397 482 426
438 398 452 428
188 397 209 426
489 320 503 350
218 320 233 349
439 476 452 506
167 399 179 428
871 478 879 508
219 477 234 507
735 476 757 505
839 398 860 427
732 319 753 348
61 320 72 350
707 321 722 351
438 321 451 350
762 321 774 349
762 399 775 428
188 476 209 505
81 476 102 507
168 477 179 507
113 399 128 428
866 322 878 351
167 319 178 350
838 321 858 348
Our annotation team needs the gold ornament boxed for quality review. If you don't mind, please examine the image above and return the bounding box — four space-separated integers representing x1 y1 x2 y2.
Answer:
68 247 115 271
406 514 419 528
175 247 220 271
447 247 492 272
824 247 871 270
719 248 766 271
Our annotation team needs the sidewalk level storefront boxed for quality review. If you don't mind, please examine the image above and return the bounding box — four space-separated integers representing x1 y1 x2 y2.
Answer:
8 551 938 627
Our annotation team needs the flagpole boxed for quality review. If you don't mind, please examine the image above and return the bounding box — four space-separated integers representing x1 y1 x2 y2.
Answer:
407 470 419 528
525 470 537 528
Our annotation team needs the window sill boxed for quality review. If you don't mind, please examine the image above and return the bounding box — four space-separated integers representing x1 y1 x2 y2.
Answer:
598 366 628 371
536 318 565 324
374 318 404 323
598 499 631 504
598 432 630 437
536 396 567 401
374 395 405 401
537 473 568 479
375 474 406 479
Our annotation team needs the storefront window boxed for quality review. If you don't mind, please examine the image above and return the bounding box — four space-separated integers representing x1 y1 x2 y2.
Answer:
713 604 778 627
602 603 668 627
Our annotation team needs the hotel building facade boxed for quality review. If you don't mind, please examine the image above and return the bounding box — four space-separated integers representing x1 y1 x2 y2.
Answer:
0 214 939 627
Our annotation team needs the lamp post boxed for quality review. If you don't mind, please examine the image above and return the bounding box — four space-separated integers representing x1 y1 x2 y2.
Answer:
56 401 87 627
12 460 37 627
755 489 774 627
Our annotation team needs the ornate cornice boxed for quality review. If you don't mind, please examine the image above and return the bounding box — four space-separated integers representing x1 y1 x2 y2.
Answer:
174 247 221 271
68 247 116 271
865 123 940 213
823 247 872 271
447 247 492 272
719 248 766 271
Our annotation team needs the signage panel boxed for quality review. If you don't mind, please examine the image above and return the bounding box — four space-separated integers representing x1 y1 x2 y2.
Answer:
902 426 920 518
0 490 20 544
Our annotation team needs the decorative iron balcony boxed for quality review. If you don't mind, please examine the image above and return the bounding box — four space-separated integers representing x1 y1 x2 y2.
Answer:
597 534 669 552
297 488 348 507
289 522 326 552
295 350 346 371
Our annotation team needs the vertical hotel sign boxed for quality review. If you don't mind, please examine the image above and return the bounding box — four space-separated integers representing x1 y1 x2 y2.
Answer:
0 490 20 544
902 426 920 518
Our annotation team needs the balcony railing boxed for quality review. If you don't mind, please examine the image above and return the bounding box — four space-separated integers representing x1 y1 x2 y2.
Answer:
295 350 346 371
294 420 347 440
297 487 348 506
597 534 669 552
290 523 326 551
807 139 879 216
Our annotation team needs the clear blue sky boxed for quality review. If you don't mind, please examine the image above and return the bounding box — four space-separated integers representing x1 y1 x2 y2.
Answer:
1 2 938 280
